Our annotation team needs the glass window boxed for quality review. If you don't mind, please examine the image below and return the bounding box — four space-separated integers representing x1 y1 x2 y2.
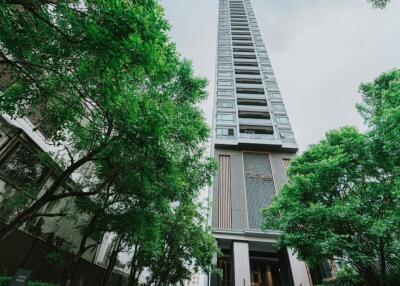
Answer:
218 102 234 108
218 57 232 63
218 89 233 96
0 142 48 189
276 117 289 124
267 81 279 90
218 51 231 56
269 91 281 98
218 81 233 87
273 104 285 111
217 114 235 122
280 131 294 138
218 72 232 77
218 64 232 69
217 128 234 136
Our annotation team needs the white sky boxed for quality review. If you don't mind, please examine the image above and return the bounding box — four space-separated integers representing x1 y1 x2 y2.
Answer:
160 0 400 151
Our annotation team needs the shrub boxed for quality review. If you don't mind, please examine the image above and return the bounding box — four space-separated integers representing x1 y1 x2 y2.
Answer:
0 277 11 286
323 267 365 286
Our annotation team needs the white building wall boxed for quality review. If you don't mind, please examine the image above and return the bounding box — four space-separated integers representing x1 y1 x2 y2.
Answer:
288 249 312 286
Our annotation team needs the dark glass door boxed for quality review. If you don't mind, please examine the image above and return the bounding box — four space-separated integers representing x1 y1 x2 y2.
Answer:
250 260 283 286
218 256 232 286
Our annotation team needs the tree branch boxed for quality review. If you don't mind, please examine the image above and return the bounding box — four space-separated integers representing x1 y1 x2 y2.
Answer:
29 212 67 219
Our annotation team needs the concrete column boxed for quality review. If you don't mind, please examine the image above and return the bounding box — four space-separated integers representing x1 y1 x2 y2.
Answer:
233 241 251 286
288 248 312 286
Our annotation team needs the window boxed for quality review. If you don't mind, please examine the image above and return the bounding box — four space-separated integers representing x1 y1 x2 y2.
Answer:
237 99 267 106
240 126 273 135
234 61 258 67
218 64 232 70
267 81 279 90
218 81 233 87
280 131 294 139
236 78 262 85
273 104 285 111
268 91 281 98
265 74 275 81
219 56 232 62
238 111 270 120
217 114 235 122
0 142 48 189
233 48 255 53
24 103 55 139
236 87 264 95
216 128 234 136
276 117 289 124
218 72 233 77
235 69 260 76
232 37 252 41
218 89 233 97
219 51 231 56
218 102 234 109
233 54 257 60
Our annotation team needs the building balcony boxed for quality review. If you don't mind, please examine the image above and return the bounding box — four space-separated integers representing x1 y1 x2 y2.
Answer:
237 105 269 112
235 66 260 73
233 51 257 56
235 83 264 89
234 74 260 79
236 93 266 100
238 118 272 126
234 58 258 64
238 133 275 140
232 39 253 44
231 33 252 38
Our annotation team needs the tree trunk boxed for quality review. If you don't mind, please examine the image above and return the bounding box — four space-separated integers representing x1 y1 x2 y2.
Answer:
356 265 381 286
127 245 139 286
62 225 97 286
379 238 386 286
0 150 96 243
100 234 123 286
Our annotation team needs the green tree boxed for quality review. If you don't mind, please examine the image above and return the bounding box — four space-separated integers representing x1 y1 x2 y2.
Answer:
0 3 218 284
0 0 213 234
146 201 218 286
263 69 400 286
358 69 400 161
367 0 391 8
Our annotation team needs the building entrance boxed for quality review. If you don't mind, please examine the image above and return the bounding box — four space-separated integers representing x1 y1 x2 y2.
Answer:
250 260 283 286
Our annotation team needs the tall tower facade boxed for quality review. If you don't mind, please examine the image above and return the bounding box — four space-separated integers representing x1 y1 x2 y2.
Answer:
211 0 311 285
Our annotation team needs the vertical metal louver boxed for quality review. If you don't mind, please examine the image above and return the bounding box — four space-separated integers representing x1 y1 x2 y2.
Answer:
283 158 291 173
243 152 276 229
218 155 232 229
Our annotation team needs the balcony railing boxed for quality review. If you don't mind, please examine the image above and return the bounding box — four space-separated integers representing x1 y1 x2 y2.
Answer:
238 118 272 126
237 105 269 112
239 133 275 140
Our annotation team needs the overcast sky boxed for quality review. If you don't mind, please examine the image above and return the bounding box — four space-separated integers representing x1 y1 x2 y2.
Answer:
160 0 400 151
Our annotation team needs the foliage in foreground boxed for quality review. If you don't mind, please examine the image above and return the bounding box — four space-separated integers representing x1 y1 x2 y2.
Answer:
0 0 217 284
263 70 400 286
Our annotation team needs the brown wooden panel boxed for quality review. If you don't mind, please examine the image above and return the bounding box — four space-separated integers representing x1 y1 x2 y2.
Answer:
218 155 232 229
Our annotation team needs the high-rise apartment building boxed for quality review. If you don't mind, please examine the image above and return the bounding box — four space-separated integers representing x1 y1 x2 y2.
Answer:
210 0 312 285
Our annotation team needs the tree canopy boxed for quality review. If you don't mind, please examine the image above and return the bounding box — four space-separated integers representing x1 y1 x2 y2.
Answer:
0 0 217 283
263 70 400 286
367 0 391 8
